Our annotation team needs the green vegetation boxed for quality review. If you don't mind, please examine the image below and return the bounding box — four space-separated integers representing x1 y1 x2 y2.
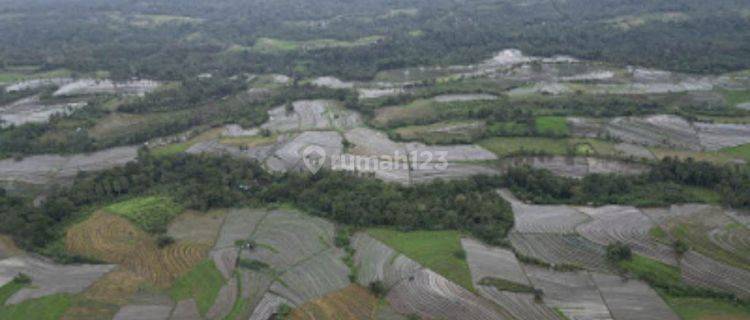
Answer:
722 143 750 162
392 121 485 144
606 242 633 262
669 223 750 271
479 137 570 157
664 296 750 320
151 143 192 157
619 255 740 301
367 229 474 291
170 260 225 315
250 36 383 53
478 137 619 158
0 276 28 304
105 196 183 233
0 294 72 320
722 89 750 106
535 116 569 136
478 277 537 294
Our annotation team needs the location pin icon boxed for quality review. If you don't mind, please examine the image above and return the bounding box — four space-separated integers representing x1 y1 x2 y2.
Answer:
302 145 327 174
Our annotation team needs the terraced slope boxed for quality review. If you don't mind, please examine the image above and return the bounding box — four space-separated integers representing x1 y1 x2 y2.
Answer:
525 266 613 320
462 238 563 320
499 190 590 234
591 273 679 320
577 206 679 266
65 212 208 287
0 256 114 305
509 232 613 272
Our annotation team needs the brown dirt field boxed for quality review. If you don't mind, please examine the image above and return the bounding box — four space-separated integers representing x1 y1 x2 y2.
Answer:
289 285 381 320
167 210 226 246
81 269 146 305
65 212 210 288
60 299 120 320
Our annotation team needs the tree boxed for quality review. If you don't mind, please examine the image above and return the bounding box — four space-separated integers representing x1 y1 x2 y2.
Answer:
606 242 632 263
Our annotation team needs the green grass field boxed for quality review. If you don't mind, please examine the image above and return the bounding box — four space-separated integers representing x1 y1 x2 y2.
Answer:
619 255 683 288
151 143 192 157
170 260 225 315
535 116 569 136
479 137 570 157
0 281 26 305
0 68 71 85
0 294 72 320
722 143 750 162
367 229 474 291
721 89 750 106
105 196 184 233
663 296 750 320
252 36 382 53
669 223 750 271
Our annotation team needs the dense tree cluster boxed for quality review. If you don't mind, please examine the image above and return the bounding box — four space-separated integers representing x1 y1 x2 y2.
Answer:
505 157 750 208
1 0 749 80
0 152 513 252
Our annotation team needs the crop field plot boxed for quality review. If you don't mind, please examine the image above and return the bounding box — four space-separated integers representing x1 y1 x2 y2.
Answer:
499 190 590 234
509 232 613 273
106 196 184 233
269 249 350 306
351 233 422 289
576 205 679 266
462 238 564 320
663 296 750 320
386 268 511 320
205 276 238 319
524 266 613 320
499 156 648 179
591 273 679 320
262 100 362 133
367 229 474 291
53 79 160 97
65 213 209 288
393 120 486 144
0 294 73 320
250 36 383 53
242 209 336 270
0 256 114 305
0 146 138 186
248 293 292 320
167 210 226 246
169 260 225 316
289 284 400 320
210 208 269 278
643 205 750 270
535 116 570 136
680 251 750 300
0 95 86 127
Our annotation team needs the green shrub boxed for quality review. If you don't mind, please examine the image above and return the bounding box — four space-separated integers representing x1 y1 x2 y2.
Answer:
606 242 632 262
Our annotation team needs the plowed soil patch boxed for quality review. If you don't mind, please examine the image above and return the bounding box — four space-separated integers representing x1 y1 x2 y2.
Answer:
290 285 379 320
65 212 209 287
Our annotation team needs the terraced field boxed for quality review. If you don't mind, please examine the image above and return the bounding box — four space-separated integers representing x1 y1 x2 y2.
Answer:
0 256 114 305
290 284 403 320
499 189 590 234
576 205 679 266
498 156 648 178
65 212 208 287
386 269 511 320
643 204 750 270
462 238 563 320
525 266 613 320
509 232 613 272
0 146 138 185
